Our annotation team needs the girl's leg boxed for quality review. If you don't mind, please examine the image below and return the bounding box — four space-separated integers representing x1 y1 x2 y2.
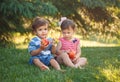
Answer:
74 57 87 68
56 53 75 68
50 58 61 70
33 58 49 70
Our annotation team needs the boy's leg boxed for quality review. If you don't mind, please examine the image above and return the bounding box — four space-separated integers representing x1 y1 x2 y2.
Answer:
74 57 87 67
56 53 75 68
33 58 49 70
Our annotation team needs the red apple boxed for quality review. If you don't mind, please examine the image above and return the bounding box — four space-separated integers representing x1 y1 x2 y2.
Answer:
68 51 75 59
41 39 49 46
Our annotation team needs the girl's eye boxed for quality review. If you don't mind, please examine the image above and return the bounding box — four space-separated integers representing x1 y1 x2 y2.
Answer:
62 32 66 34
44 28 48 30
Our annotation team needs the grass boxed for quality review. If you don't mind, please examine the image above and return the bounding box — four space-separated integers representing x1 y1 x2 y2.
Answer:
0 31 120 82
0 46 120 82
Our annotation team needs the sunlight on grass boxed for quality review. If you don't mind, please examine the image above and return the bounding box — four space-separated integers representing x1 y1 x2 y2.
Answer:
16 44 28 49
1 45 119 82
80 40 118 47
12 32 33 44
12 30 120 49
101 68 120 82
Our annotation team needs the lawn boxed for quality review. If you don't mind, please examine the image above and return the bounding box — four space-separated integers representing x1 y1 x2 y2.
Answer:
0 46 120 82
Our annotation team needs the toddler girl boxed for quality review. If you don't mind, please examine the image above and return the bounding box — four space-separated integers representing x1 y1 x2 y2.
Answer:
56 18 87 68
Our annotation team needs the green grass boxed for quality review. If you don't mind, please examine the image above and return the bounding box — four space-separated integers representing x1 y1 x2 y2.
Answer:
0 46 120 82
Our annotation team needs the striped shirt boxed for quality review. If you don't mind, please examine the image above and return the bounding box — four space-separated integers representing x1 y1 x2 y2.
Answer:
59 37 80 53
28 36 53 55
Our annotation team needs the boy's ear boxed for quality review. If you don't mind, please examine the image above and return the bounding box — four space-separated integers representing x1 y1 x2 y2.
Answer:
32 30 36 35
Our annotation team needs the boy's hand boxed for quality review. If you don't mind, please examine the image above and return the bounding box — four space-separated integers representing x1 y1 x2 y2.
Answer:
40 39 49 50
41 39 49 46
40 44 48 50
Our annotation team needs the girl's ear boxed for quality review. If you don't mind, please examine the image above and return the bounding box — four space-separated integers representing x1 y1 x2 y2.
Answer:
74 27 77 32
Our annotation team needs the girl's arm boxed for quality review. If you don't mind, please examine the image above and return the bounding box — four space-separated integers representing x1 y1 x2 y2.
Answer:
56 41 64 55
49 39 56 54
51 45 56 55
75 42 81 58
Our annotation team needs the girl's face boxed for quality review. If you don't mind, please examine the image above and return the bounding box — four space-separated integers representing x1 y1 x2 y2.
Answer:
62 27 75 40
35 24 48 39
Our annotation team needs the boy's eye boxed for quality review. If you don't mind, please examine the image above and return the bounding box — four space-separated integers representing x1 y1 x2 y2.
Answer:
39 29 42 31
67 32 70 34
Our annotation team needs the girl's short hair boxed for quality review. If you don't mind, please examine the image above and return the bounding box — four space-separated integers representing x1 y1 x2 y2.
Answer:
60 19 76 30
32 17 49 30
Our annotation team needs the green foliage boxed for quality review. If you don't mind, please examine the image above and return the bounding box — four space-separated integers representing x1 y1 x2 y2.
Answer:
104 0 120 7
0 0 120 46
40 2 58 16
0 0 58 46
80 0 106 9
0 0 58 17
52 0 120 39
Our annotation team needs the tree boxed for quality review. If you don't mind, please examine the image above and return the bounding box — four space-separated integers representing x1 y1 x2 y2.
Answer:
0 0 120 46
51 0 120 40
0 0 58 46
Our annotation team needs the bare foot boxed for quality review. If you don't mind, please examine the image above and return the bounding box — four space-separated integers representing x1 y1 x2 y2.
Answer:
41 65 50 71
58 69 66 73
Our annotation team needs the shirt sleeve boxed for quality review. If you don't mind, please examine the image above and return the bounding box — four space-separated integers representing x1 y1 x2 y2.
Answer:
46 37 53 50
28 40 37 53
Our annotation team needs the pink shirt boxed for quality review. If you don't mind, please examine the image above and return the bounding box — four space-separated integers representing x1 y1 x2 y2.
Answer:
60 37 80 53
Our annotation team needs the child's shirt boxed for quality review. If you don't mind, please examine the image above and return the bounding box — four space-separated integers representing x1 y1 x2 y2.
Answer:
28 36 53 56
59 37 80 53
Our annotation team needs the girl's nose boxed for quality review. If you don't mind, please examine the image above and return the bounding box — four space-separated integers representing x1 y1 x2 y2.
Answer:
65 33 69 36
42 30 47 33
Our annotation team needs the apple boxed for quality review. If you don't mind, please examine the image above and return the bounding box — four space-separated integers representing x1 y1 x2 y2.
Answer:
41 39 49 46
68 51 75 59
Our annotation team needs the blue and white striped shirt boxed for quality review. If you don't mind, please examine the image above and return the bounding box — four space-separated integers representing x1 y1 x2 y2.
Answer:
28 36 53 55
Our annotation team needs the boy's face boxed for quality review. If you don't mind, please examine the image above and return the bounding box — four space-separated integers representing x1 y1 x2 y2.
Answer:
35 24 48 39
62 27 74 40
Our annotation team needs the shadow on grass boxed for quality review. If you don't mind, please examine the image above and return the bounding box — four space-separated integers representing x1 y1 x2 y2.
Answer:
0 47 120 82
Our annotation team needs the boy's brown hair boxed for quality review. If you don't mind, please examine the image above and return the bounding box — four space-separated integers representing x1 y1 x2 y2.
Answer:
32 17 49 31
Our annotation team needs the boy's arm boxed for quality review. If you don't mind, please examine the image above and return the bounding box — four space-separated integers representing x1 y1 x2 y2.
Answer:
30 44 47 56
30 48 43 56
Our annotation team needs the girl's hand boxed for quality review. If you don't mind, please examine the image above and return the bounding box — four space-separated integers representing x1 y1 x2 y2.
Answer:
50 38 56 54
72 55 79 62
66 50 70 53
72 56 77 62
60 50 69 54
50 38 55 46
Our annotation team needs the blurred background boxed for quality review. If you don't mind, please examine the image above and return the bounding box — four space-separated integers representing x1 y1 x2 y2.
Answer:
0 0 120 48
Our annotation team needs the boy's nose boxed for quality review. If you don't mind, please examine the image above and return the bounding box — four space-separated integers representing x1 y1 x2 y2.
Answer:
42 30 46 33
